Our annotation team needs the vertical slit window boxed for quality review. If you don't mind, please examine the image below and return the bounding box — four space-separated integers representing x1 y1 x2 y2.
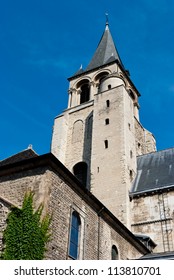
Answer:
130 150 133 158
106 100 110 108
104 140 108 149
130 170 133 181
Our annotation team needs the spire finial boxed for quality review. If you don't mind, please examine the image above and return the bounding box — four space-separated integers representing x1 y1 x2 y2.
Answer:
105 12 109 28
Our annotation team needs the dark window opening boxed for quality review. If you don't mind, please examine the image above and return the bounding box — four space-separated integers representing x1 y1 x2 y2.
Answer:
95 71 109 82
104 140 108 149
130 150 133 158
80 84 90 104
130 170 133 181
69 211 81 259
73 162 88 187
108 84 111 90
105 118 109 125
112 245 119 260
106 100 110 108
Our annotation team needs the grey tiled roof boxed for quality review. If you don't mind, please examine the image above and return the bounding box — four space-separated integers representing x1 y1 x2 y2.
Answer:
131 148 174 195
0 148 38 167
86 23 124 71
139 250 174 259
73 67 84 76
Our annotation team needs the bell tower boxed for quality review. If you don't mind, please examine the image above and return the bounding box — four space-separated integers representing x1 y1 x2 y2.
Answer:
51 21 156 227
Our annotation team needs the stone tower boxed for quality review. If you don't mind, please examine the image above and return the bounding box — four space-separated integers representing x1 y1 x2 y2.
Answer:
51 21 156 227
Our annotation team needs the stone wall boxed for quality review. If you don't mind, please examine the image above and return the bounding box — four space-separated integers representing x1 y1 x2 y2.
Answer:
46 169 144 260
131 191 174 252
0 199 10 252
0 162 146 259
134 118 156 156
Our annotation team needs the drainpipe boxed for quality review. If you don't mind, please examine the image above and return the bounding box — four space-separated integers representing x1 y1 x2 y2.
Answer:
97 207 104 260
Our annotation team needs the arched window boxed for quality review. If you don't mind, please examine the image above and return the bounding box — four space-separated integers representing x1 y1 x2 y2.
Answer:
80 84 90 104
111 245 119 260
72 120 83 143
69 211 81 259
76 79 90 105
95 71 109 84
95 71 109 93
73 162 88 187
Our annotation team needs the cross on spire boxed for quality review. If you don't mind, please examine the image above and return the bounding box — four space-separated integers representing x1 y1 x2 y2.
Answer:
105 12 109 27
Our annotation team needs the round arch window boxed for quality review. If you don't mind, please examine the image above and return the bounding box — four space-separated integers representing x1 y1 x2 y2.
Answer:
111 245 119 260
73 162 88 187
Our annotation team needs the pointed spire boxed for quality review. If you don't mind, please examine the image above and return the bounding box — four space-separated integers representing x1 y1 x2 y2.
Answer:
86 19 124 71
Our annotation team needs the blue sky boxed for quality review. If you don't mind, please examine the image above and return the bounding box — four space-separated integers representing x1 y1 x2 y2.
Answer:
0 0 174 159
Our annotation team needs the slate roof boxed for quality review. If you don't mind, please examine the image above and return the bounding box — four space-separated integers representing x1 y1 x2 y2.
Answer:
0 148 38 167
86 23 124 71
130 147 174 196
72 66 84 76
139 250 174 260
69 23 125 80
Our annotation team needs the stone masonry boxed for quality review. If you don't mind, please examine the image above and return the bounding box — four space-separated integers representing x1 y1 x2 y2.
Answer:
0 153 149 259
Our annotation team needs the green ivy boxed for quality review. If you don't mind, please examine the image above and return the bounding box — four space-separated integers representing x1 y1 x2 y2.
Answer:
1 192 51 260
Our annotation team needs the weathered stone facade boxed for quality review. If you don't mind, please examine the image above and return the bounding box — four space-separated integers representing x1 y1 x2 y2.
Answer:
51 35 156 228
1 22 173 259
51 22 174 256
0 153 149 259
131 191 174 253
134 118 156 156
0 198 10 252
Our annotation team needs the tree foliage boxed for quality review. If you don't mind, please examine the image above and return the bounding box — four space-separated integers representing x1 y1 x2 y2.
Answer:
1 192 51 260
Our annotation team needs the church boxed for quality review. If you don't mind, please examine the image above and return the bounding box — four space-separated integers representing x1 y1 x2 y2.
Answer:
0 20 174 259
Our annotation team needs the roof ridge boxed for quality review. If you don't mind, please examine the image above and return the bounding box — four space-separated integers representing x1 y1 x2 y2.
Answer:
0 147 38 167
137 146 174 158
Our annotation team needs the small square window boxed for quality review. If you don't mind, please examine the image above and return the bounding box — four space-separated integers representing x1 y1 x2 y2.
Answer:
105 118 109 125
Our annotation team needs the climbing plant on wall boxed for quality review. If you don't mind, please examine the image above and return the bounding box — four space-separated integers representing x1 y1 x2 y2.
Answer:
1 192 51 260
